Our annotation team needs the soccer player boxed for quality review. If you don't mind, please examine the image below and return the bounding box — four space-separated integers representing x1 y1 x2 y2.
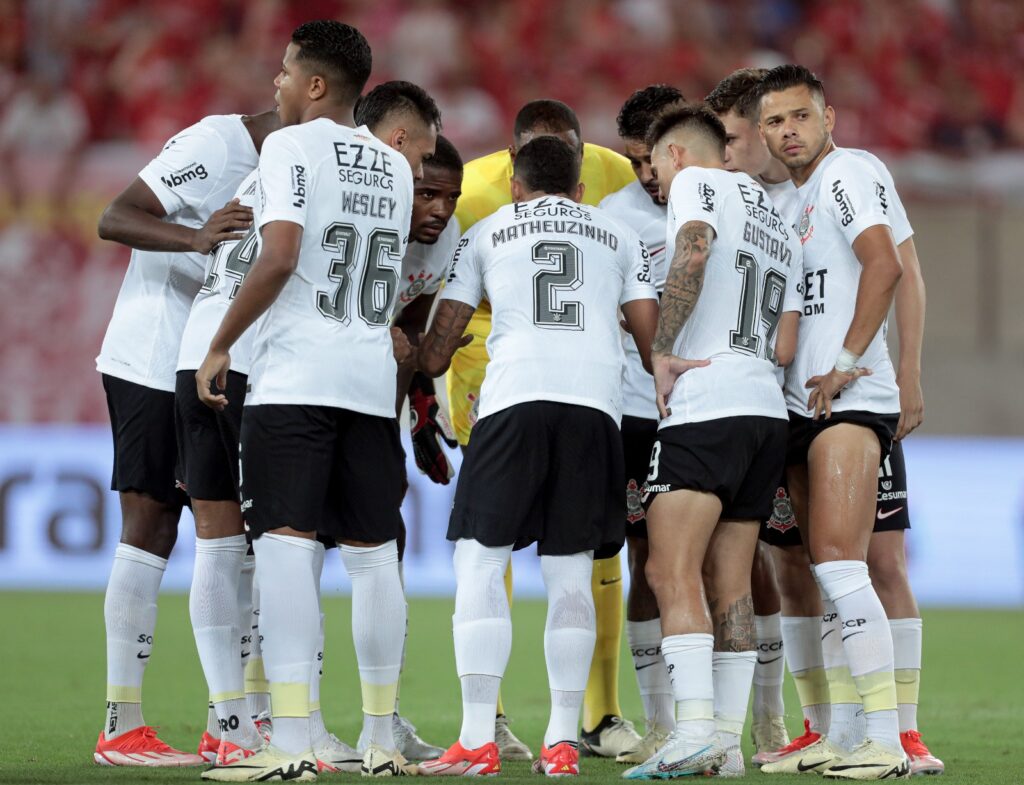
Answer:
93 97 277 765
597 83 684 767
416 136 659 778
195 20 416 780
756 65 911 780
623 105 801 780
447 98 642 760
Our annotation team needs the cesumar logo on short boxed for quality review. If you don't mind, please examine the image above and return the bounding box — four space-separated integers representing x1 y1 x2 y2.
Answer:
161 162 208 189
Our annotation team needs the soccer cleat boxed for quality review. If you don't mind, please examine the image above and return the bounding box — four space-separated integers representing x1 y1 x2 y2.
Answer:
254 711 274 743
615 726 669 764
361 744 419 777
580 715 642 758
94 726 207 767
821 739 911 780
418 741 501 776
494 714 533 761
394 713 446 761
531 741 580 777
750 715 790 766
621 730 724 779
760 736 844 775
753 719 821 768
200 731 221 763
900 730 944 776
715 745 744 778
314 732 361 773
200 744 317 781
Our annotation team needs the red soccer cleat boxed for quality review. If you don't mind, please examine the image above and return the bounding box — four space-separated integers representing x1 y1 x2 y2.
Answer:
419 740 501 776
94 726 206 767
752 719 822 767
901 730 944 776
198 731 219 763
532 741 580 777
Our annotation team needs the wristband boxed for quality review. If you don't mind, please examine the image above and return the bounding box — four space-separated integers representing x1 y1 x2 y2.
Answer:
835 347 861 373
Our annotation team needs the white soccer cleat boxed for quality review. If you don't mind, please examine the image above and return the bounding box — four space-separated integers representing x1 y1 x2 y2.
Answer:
614 726 669 764
750 715 790 765
494 714 533 761
314 732 361 773
94 726 206 767
621 730 724 779
200 744 317 781
393 714 445 761
760 736 846 775
715 745 744 778
361 744 419 777
822 739 911 780
580 715 642 758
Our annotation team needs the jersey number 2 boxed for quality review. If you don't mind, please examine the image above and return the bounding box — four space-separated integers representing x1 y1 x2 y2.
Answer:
729 251 785 361
317 222 401 326
532 241 583 330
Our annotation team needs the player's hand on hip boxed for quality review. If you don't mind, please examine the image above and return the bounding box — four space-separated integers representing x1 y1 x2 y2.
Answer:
196 349 231 411
895 371 924 440
391 327 415 366
409 387 458 484
192 198 253 254
805 366 872 421
652 352 711 420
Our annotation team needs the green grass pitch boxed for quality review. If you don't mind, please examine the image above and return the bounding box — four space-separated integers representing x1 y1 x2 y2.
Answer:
1 593 1021 783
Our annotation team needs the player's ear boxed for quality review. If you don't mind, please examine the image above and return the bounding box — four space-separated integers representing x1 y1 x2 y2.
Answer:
308 74 326 102
824 105 836 134
668 142 685 169
510 176 524 203
391 127 408 150
571 181 585 203
508 143 517 163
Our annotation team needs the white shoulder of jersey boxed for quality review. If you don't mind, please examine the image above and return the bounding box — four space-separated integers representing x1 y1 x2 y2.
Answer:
841 147 913 245
813 150 893 244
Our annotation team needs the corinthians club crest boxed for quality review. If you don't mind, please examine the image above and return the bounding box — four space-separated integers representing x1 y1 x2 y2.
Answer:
766 486 796 532
626 479 646 524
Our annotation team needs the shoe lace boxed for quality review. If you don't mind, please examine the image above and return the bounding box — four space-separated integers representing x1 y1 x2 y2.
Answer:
901 730 929 756
121 726 174 753
608 716 638 736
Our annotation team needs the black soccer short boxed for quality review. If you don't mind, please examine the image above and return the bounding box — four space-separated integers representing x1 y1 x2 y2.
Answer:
449 401 625 557
644 416 787 520
103 374 186 506
174 369 246 502
787 410 899 466
622 415 658 539
760 439 911 547
239 404 405 543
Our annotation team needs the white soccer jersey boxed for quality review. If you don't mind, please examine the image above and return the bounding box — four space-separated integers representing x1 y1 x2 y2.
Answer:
392 218 460 319
177 170 259 374
785 148 901 416
245 120 413 415
660 167 801 428
599 180 668 420
441 196 657 422
96 115 259 390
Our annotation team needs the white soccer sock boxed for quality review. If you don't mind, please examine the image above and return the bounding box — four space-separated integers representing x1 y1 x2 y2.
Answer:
781 615 830 734
309 543 328 748
814 561 899 750
244 570 271 719
253 533 320 755
713 651 757 749
626 619 675 733
452 539 513 750
890 618 923 733
662 633 716 743
104 543 166 738
820 596 864 750
238 552 255 679
541 552 596 746
190 534 260 748
340 541 406 752
753 613 785 719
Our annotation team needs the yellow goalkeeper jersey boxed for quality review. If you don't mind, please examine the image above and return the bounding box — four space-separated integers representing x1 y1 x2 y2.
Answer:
447 143 636 443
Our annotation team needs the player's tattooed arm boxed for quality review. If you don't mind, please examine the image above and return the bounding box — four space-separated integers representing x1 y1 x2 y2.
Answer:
417 300 476 378
707 593 755 653
651 220 714 356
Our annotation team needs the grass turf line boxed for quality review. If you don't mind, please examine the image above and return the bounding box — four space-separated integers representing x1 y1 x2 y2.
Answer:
0 593 1021 783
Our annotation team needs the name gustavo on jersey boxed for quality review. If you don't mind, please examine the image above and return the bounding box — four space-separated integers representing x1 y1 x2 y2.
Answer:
334 141 395 190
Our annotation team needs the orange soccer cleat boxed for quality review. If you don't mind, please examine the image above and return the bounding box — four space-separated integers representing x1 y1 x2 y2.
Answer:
753 718 822 767
94 725 206 767
900 730 944 776
532 741 580 777
419 740 501 776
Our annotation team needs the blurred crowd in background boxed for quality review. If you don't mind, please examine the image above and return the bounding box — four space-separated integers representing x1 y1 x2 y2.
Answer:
0 0 1022 424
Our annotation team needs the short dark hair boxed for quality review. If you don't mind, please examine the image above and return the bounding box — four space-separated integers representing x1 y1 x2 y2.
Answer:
513 137 580 196
354 80 442 134
616 84 686 141
705 68 770 120
646 104 727 157
291 20 372 104
753 64 826 112
513 99 581 144
423 135 462 175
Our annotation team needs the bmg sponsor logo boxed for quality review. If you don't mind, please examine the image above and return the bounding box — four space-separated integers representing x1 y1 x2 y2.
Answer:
291 165 306 208
831 179 855 226
161 163 209 189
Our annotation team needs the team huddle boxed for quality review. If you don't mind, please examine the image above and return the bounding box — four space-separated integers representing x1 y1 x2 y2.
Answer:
91 18 941 783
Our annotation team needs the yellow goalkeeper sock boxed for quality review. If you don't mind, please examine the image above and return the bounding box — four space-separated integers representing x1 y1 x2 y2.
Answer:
583 554 624 730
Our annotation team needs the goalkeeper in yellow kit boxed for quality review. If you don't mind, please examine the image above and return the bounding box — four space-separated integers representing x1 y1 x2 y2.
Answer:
447 99 641 760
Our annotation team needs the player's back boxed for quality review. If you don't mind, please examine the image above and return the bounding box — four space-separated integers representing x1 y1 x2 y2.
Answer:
662 167 797 426
247 119 413 417
449 196 654 422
